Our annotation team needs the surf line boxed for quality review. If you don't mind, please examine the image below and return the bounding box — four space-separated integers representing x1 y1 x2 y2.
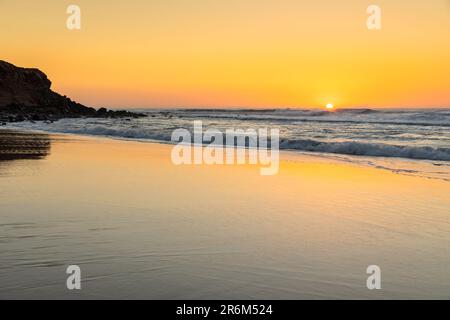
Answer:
171 120 280 175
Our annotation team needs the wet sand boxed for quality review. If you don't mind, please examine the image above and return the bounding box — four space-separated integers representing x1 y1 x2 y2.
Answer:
0 130 449 299
0 130 50 160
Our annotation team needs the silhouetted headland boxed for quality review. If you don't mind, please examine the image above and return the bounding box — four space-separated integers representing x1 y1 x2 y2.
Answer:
0 60 145 124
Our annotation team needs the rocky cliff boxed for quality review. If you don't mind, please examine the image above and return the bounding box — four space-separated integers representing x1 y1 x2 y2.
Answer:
0 60 144 122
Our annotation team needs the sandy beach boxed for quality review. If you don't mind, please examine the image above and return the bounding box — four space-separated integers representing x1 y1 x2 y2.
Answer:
0 129 448 299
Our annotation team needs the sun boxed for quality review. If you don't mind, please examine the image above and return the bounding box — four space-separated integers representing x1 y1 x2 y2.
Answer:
326 103 334 110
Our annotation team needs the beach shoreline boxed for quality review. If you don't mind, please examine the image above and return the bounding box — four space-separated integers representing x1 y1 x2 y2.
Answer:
0 129 449 299
1 127 449 182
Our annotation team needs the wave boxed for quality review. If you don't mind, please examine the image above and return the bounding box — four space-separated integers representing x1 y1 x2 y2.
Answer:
4 108 450 163
159 108 450 127
279 139 450 161
5 122 450 162
5 121 174 143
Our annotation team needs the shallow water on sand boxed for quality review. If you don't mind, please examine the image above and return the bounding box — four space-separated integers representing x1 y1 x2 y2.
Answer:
0 131 449 299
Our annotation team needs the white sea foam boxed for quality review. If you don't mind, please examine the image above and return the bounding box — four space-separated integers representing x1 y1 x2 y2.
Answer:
4 108 450 165
279 139 450 161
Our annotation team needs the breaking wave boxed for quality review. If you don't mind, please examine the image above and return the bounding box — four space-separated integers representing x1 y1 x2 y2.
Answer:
279 139 450 161
4 107 450 163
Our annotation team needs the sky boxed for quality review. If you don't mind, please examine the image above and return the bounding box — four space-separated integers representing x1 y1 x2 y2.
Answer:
1 0 449 108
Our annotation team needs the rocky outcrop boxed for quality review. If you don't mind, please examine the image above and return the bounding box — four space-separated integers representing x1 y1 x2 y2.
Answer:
0 60 144 123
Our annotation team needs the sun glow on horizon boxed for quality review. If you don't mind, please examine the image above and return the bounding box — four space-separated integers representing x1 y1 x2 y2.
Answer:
326 103 334 110
0 1 449 108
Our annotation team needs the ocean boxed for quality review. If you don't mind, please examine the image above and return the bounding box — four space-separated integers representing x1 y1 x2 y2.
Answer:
5 108 450 180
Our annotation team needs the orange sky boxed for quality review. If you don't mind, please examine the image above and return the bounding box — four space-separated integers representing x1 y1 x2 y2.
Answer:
1 0 449 108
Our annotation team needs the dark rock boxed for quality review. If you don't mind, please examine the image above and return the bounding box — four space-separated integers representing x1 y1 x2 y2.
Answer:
31 114 43 121
96 107 108 115
15 114 25 122
0 60 146 123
